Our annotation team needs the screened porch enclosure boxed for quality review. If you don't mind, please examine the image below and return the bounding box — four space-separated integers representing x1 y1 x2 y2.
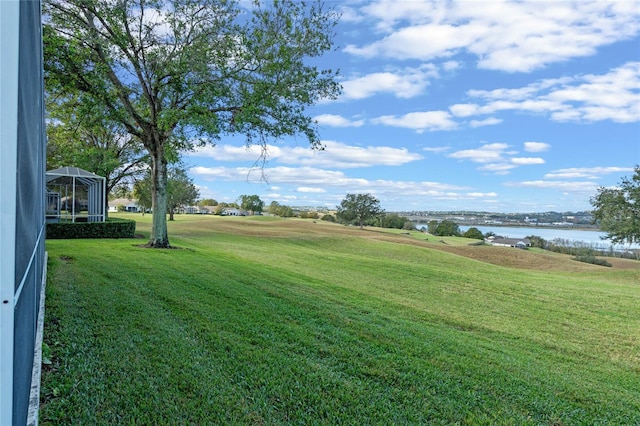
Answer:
46 166 106 223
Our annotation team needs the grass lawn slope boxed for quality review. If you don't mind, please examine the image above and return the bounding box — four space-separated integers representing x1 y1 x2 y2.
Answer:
41 214 640 424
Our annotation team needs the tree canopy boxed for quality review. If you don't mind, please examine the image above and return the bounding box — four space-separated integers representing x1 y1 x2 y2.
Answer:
462 227 484 240
337 193 384 229
375 213 414 230
44 0 341 247
427 220 460 237
46 95 148 215
239 194 264 215
268 201 295 217
590 166 640 245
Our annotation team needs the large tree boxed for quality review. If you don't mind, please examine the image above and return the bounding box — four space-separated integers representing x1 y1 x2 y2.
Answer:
337 193 383 229
44 0 341 247
239 194 264 215
590 166 640 245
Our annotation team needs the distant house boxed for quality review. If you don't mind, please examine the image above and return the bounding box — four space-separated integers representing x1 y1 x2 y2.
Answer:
182 205 210 214
486 236 531 248
108 198 143 213
221 208 244 216
200 206 217 214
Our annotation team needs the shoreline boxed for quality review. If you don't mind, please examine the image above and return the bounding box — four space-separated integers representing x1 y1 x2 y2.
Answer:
411 220 601 232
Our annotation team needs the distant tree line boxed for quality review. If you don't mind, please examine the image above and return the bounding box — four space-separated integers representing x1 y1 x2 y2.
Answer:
334 194 415 230
526 235 639 260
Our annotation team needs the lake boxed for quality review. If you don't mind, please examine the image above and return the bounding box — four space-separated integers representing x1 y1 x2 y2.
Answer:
415 224 640 249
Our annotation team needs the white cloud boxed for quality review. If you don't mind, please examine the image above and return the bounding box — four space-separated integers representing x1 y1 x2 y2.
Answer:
511 157 545 165
344 1 640 72
477 163 517 175
544 166 634 179
344 23 481 61
469 117 502 128
466 192 498 198
423 146 451 153
303 141 424 168
371 111 457 132
190 141 423 169
448 143 510 163
442 61 461 72
190 166 470 197
339 65 439 100
297 187 326 193
190 144 266 162
449 103 479 117
505 180 598 193
449 143 545 174
314 114 365 128
460 62 640 123
524 142 550 152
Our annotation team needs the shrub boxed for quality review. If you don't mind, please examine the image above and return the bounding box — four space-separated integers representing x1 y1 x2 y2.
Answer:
463 227 484 240
46 218 136 239
402 220 416 231
431 220 460 237
526 235 547 249
572 255 612 267
321 214 335 222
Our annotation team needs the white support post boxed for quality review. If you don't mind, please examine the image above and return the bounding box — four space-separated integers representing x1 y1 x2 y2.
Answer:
102 176 106 221
72 176 76 222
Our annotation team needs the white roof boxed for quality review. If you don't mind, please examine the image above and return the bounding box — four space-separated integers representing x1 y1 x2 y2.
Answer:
46 166 103 179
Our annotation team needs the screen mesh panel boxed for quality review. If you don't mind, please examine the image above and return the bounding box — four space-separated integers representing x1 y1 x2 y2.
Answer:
12 1 47 424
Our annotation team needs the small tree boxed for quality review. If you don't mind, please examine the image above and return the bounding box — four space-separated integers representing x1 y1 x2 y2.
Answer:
526 235 547 249
268 201 282 216
166 168 199 220
239 195 264 216
337 193 383 229
199 199 218 207
431 220 460 237
427 220 440 235
134 165 198 220
321 214 335 223
591 166 640 245
463 227 484 240
268 201 295 217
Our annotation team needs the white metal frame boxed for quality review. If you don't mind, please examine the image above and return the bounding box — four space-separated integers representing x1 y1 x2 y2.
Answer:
0 1 21 422
46 167 107 222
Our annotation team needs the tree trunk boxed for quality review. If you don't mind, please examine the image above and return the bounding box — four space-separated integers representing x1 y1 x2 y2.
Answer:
104 190 110 220
148 147 170 247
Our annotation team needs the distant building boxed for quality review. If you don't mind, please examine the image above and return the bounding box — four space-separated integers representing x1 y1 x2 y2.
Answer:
181 205 211 214
108 198 143 213
485 236 531 248
221 208 244 216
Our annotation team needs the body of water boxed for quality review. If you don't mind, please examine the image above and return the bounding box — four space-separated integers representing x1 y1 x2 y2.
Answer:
416 224 640 249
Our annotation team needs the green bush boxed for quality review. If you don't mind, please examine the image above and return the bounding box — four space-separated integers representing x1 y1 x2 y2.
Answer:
320 214 335 222
463 227 484 240
572 254 612 267
46 218 136 239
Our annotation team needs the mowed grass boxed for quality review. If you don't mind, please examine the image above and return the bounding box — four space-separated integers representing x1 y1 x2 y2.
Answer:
41 214 640 424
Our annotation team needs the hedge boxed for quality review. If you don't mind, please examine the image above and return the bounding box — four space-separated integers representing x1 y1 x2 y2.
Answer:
572 254 612 267
46 218 136 239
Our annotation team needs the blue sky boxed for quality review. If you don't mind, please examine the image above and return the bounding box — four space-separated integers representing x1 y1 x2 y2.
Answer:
187 0 640 213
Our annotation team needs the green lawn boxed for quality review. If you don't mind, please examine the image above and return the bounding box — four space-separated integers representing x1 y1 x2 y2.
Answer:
41 214 640 424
